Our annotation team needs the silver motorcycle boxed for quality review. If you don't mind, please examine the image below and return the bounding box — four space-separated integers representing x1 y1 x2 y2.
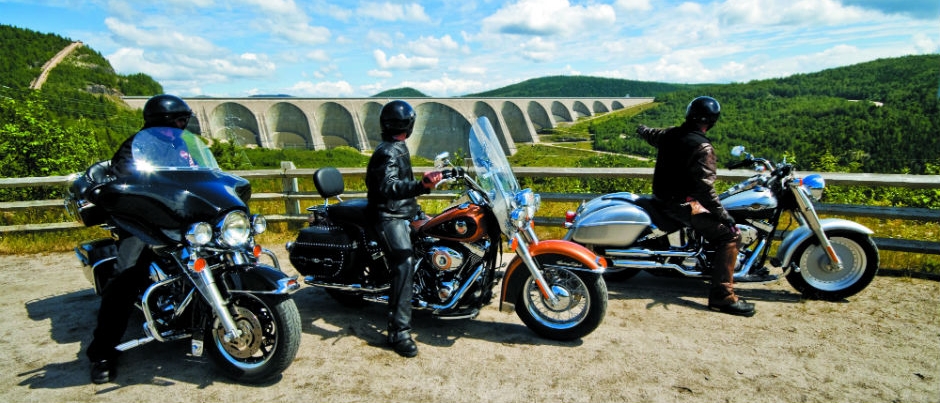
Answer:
563 145 879 301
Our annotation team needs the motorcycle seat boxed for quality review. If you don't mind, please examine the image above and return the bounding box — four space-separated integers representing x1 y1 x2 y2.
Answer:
633 196 684 233
327 199 370 226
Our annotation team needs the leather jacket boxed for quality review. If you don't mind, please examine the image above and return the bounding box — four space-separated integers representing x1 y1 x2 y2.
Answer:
637 122 733 223
366 139 429 219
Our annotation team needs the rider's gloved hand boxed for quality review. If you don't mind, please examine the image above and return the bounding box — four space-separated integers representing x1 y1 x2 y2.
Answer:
422 171 443 189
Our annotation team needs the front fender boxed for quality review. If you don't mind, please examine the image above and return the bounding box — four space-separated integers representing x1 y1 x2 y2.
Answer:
498 240 606 313
777 218 874 266
221 264 300 295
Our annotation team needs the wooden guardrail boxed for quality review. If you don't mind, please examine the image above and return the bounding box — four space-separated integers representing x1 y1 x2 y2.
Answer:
2 166 939 255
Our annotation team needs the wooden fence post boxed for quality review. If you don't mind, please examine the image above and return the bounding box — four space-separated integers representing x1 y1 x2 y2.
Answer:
281 161 300 216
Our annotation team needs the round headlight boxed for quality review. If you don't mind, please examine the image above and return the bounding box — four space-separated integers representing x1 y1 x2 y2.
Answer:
219 211 251 247
251 214 267 235
186 222 213 246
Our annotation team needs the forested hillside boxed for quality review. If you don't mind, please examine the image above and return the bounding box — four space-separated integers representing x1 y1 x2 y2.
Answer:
372 87 429 98
589 55 940 174
465 75 696 97
0 24 163 197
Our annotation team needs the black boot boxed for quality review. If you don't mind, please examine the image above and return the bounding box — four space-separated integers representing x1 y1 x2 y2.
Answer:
707 242 756 317
387 331 418 358
708 298 756 317
90 359 116 384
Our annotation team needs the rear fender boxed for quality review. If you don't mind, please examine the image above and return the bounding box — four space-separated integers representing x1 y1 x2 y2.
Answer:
498 240 605 313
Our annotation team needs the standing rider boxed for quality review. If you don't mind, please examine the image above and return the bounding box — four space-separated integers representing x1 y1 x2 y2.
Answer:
366 100 443 357
87 94 195 384
637 96 756 317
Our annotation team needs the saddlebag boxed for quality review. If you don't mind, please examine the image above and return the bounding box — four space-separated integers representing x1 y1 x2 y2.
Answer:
288 225 360 280
74 238 118 295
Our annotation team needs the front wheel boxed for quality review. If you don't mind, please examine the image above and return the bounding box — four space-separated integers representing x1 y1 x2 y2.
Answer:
785 230 879 301
513 255 607 341
206 293 301 384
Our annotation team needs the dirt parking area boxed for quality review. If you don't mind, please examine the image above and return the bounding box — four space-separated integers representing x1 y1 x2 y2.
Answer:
4 250 939 403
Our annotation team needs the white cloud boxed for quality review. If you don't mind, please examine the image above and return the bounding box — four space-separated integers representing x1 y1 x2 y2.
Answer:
357 2 431 22
398 75 484 96
614 0 652 12
482 0 616 36
368 69 393 78
373 49 438 70
408 35 460 57
104 17 219 54
718 0 881 26
287 80 355 97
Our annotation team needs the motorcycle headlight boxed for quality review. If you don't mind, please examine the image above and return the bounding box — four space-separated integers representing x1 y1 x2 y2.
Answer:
801 174 825 201
219 210 251 247
515 189 540 217
251 214 267 235
186 222 213 246
510 208 529 230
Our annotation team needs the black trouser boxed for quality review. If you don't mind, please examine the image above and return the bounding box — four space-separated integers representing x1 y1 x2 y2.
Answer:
86 237 153 362
375 218 415 342
663 203 741 304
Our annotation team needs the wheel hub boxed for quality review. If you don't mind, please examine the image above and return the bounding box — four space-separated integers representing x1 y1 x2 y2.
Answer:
216 306 263 359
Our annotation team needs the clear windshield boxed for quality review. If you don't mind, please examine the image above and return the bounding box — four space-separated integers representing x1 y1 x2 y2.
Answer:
469 116 520 233
130 127 219 171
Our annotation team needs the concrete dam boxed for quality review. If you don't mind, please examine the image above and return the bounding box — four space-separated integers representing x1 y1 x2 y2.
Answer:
123 96 654 158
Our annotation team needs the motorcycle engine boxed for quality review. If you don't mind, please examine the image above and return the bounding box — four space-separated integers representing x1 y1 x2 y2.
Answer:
417 242 486 303
736 224 759 247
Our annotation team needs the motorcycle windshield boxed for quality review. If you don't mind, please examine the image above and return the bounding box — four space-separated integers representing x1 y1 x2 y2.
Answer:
469 116 521 234
130 127 219 172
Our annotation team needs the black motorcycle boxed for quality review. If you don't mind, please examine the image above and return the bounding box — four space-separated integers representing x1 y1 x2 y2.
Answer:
66 127 302 383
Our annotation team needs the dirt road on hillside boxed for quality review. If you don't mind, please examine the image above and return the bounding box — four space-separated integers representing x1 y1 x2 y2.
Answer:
4 250 938 403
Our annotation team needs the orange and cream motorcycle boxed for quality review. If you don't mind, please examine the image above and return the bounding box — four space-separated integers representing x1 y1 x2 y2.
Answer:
286 116 607 341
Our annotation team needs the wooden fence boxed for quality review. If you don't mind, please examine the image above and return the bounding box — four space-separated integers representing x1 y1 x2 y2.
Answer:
2 165 938 255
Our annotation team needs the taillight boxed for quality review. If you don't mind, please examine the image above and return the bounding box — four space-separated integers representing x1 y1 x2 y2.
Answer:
565 210 577 225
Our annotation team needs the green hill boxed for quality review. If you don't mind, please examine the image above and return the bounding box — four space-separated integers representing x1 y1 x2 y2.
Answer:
586 54 940 174
465 75 697 97
372 87 429 98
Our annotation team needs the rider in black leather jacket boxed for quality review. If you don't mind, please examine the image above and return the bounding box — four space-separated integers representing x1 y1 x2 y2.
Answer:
366 100 442 357
86 94 195 384
637 96 756 317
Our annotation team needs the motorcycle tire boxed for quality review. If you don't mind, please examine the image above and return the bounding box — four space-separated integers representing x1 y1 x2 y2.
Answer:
206 293 301 384
785 230 879 301
513 254 608 341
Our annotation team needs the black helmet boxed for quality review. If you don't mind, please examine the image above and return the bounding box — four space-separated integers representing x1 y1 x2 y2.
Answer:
685 96 720 128
142 94 193 128
379 100 416 140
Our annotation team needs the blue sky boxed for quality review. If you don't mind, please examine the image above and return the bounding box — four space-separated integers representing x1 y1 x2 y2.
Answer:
1 0 937 97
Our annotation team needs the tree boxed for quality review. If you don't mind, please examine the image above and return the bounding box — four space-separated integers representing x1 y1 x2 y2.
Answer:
0 92 102 201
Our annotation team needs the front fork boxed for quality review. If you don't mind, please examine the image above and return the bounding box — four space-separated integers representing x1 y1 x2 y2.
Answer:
791 185 844 271
511 227 561 307
186 256 242 342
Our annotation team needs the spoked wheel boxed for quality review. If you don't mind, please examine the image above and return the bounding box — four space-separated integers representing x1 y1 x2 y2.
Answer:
206 293 301 384
514 255 607 341
785 230 879 301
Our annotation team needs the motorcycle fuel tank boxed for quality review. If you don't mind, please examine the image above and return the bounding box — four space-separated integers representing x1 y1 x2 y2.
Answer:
566 194 651 246
722 187 777 219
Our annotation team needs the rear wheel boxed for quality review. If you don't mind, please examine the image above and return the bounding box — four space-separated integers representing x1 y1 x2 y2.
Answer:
785 230 879 301
206 294 301 384
514 255 607 341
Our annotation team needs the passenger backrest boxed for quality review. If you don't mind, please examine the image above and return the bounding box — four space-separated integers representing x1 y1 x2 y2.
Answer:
313 167 344 198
